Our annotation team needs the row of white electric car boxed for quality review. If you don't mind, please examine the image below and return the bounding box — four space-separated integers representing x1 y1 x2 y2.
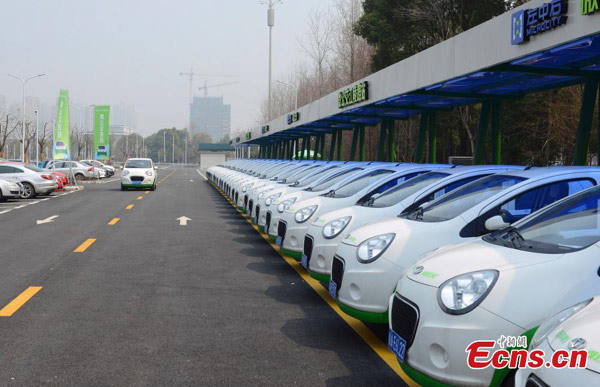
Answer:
207 159 600 387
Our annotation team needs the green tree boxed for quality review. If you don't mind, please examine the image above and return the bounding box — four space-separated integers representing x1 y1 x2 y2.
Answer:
355 0 506 71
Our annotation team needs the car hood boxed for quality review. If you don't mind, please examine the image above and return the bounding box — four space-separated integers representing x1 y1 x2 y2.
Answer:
341 216 433 247
124 168 153 174
406 239 559 288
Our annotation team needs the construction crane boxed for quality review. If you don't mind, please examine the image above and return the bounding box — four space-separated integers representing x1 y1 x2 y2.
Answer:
198 80 240 97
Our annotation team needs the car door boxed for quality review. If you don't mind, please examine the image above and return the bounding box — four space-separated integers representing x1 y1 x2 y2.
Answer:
460 178 596 237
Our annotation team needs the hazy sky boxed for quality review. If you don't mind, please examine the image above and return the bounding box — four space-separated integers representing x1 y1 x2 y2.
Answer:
1 0 334 135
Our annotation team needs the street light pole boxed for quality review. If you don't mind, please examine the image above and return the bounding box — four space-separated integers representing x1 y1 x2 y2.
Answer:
34 109 39 165
260 0 282 120
277 80 298 110
8 73 45 163
172 129 175 163
163 130 166 164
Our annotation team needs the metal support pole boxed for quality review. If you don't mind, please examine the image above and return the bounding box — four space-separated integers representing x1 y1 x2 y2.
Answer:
359 126 366 161
337 130 343 161
414 114 428 163
289 139 295 160
491 101 502 165
328 132 337 161
377 121 387 161
474 101 492 165
573 80 599 165
349 125 359 161
428 113 437 163
320 134 325 160
303 136 310 160
313 135 321 161
388 120 396 162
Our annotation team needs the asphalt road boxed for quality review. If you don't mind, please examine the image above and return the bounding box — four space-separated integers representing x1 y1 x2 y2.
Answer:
0 165 403 386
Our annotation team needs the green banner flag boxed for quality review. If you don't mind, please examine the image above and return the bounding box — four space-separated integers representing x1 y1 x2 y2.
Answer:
53 89 70 160
93 105 110 161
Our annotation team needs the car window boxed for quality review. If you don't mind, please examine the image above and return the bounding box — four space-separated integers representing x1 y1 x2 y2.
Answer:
306 168 362 192
295 166 341 187
358 172 425 204
371 172 450 208
407 175 527 223
0 166 16 173
401 174 488 214
485 186 600 253
330 169 394 198
462 179 596 237
125 160 152 168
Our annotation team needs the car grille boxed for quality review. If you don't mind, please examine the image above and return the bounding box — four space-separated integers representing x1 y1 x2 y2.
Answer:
256 205 261 222
331 256 345 295
390 295 420 349
248 199 254 214
131 176 144 182
266 211 272 230
525 375 550 387
277 220 287 242
304 235 314 265
244 194 248 209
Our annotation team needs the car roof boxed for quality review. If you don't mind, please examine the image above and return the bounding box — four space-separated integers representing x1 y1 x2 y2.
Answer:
499 166 600 179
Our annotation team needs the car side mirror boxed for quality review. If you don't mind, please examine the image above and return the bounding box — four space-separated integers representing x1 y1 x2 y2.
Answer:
485 215 509 232
120 166 123 170
153 166 158 170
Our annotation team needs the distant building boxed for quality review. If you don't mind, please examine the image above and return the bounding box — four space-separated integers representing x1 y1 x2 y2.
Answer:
190 96 230 142
109 125 133 137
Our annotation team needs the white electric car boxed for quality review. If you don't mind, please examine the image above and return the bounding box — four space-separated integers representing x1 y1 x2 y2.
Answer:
265 164 375 242
389 183 600 386
121 158 157 190
331 167 600 324
515 297 600 387
303 165 522 283
277 164 452 260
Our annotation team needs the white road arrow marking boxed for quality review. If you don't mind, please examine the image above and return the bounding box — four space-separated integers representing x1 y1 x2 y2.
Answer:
176 216 191 226
37 215 59 225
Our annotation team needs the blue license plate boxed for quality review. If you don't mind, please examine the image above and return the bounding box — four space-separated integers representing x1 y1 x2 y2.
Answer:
301 254 308 269
328 280 337 299
276 236 282 246
132 180 142 184
388 329 406 363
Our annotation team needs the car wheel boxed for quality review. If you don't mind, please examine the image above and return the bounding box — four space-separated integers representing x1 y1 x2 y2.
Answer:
0 190 4 202
75 173 85 182
20 183 36 199
150 182 156 191
120 185 126 191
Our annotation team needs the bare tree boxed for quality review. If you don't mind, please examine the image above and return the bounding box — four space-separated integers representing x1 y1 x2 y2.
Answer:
0 115 18 159
37 122 52 161
298 9 334 98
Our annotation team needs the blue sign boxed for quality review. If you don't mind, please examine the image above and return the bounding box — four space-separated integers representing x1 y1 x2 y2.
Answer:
511 0 568 45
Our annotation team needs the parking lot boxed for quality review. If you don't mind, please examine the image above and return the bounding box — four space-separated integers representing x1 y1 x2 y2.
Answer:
0 165 405 386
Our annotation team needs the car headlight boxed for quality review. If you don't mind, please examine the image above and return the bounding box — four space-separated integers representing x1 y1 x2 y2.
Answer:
356 233 395 263
145 170 153 176
322 216 352 239
122 170 130 176
277 198 296 213
252 188 259 194
265 193 281 206
529 299 592 350
242 185 248 192
294 205 318 223
438 270 499 315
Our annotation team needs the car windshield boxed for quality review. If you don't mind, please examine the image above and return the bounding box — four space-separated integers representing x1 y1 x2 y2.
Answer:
295 167 338 187
125 160 152 168
484 187 600 253
368 172 449 208
263 164 290 178
404 174 527 222
329 170 394 198
81 161 94 167
306 168 363 192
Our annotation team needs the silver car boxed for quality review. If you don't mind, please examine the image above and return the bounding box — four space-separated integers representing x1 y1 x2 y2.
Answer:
0 163 58 198
45 160 94 180
0 177 22 201
81 160 115 177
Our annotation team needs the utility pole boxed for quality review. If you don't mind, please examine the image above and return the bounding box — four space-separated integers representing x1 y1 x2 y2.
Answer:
8 73 45 162
260 1 282 120
172 129 175 163
163 130 166 163
179 67 195 139
34 109 39 165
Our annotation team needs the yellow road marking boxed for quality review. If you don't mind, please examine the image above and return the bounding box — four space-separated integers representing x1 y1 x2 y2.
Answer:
126 204 134 210
74 238 96 253
137 196 143 200
211 182 416 386
0 287 42 317
145 191 150 194
108 218 120 226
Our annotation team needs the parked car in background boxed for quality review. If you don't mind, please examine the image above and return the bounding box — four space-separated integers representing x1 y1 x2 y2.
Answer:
44 160 94 180
0 177 23 201
54 172 68 191
80 160 115 177
0 163 58 198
